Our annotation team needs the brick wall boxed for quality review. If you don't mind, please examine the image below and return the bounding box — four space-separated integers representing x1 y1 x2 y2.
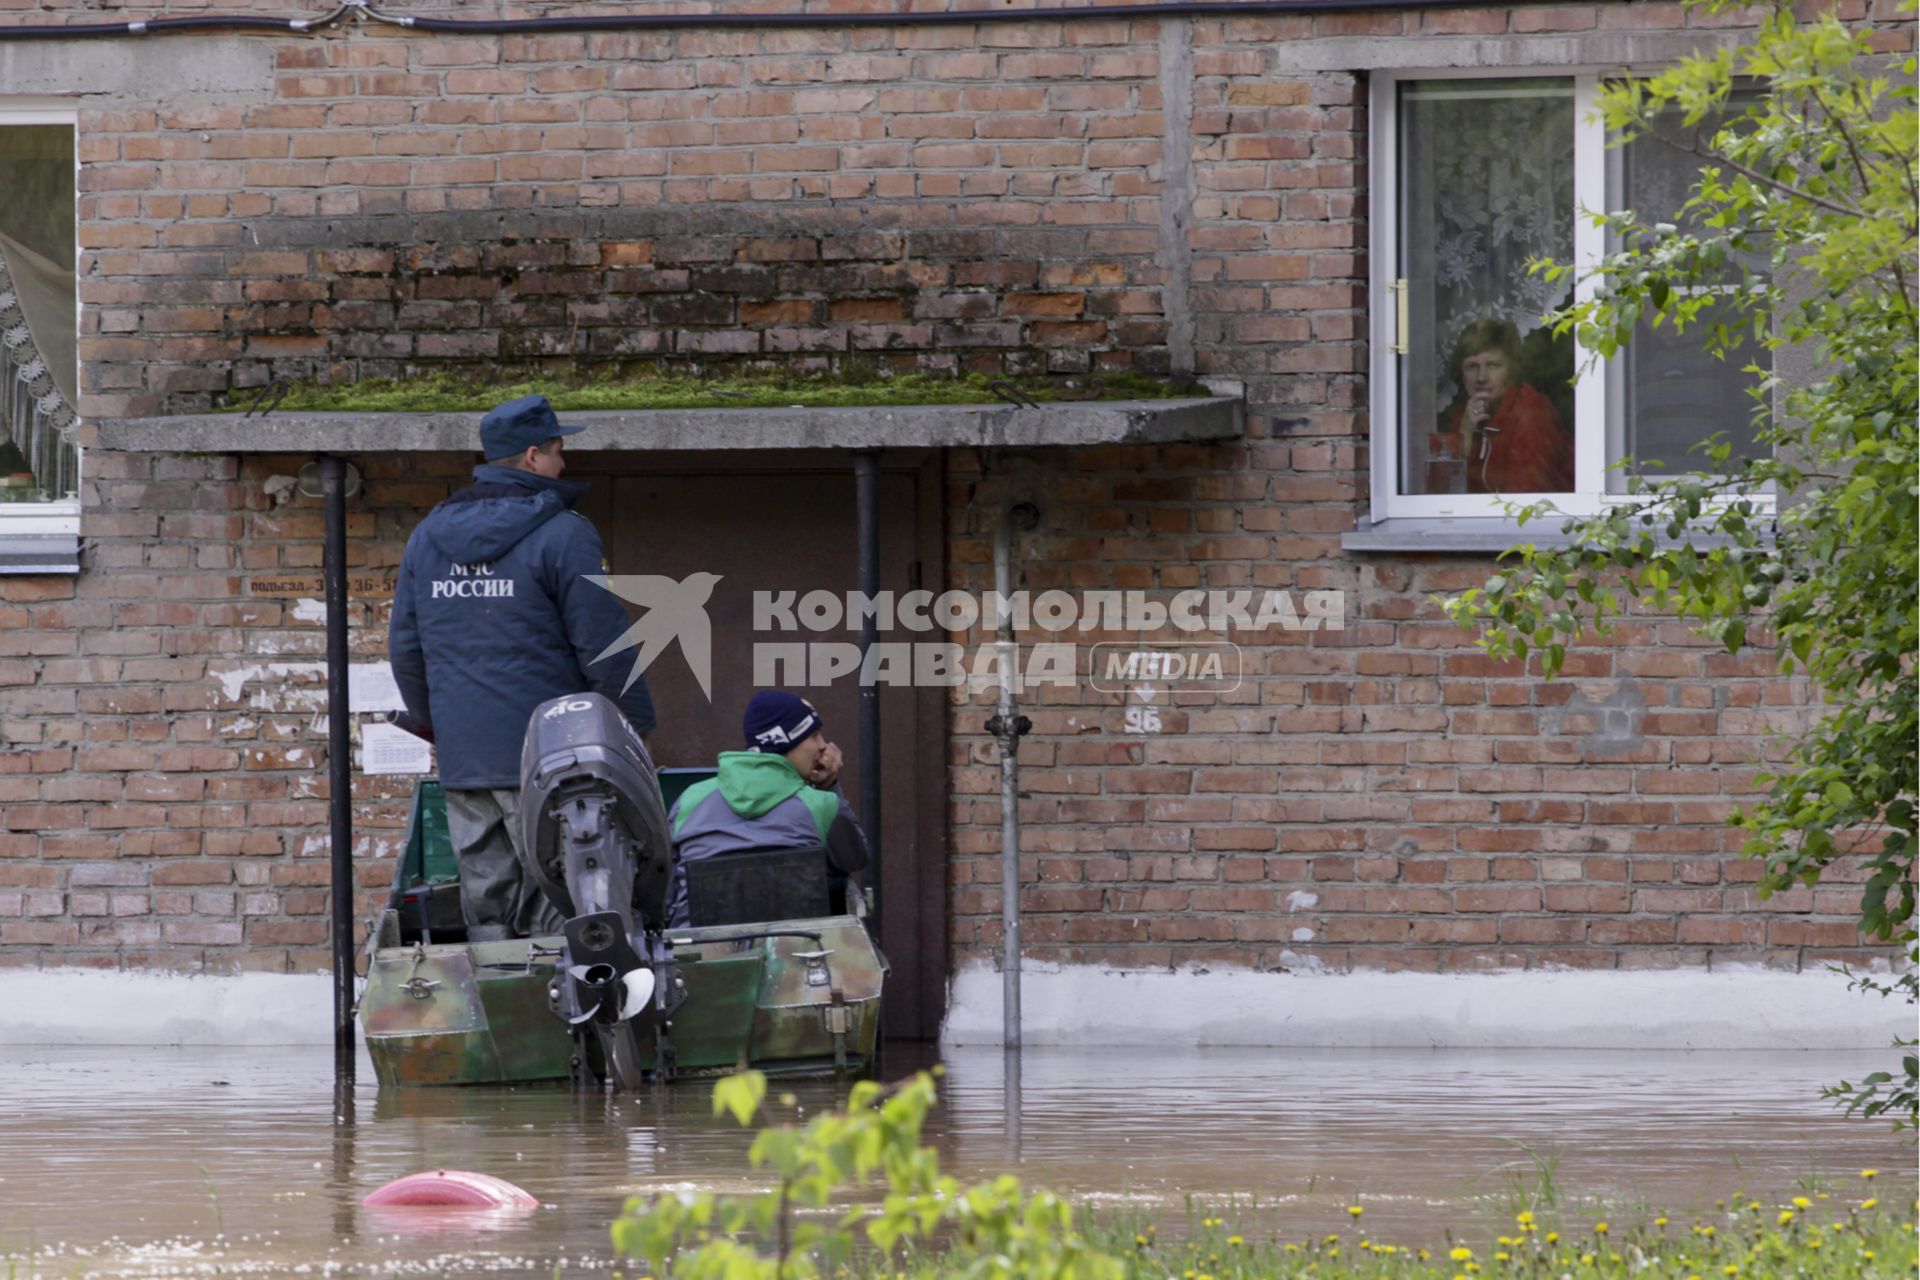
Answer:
0 451 449 970
68 0 1868 416
941 444 1877 975
75 14 1207 412
3 0 1910 979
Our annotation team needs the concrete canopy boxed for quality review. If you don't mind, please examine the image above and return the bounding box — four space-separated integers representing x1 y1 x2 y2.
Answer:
90 397 1242 454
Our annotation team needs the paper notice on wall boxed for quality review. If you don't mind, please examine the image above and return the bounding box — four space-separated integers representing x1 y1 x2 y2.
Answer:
348 662 407 713
360 720 434 775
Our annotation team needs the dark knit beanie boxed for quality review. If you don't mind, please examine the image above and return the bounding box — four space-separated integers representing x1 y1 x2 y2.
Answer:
743 690 821 752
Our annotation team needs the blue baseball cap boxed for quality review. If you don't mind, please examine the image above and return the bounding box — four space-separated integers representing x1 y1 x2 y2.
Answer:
480 395 587 461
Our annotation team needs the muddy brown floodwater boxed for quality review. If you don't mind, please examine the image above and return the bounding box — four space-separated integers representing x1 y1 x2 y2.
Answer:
0 1044 1908 1278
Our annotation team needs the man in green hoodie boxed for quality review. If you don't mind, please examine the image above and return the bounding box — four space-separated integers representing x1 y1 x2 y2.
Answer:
664 690 870 928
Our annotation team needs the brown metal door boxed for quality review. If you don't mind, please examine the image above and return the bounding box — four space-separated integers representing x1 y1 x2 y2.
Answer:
571 450 948 1041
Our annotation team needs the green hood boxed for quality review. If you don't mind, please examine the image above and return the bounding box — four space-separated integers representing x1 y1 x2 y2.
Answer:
714 750 808 819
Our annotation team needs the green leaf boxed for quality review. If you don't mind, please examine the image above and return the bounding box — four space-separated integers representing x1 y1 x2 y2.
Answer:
713 1070 768 1128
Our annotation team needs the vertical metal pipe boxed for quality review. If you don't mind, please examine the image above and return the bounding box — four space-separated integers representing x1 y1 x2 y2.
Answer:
321 455 355 1078
993 513 1020 1051
853 450 882 930
1002 1044 1023 1166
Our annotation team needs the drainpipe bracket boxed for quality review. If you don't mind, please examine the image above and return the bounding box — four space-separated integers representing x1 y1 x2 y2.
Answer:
983 713 1031 738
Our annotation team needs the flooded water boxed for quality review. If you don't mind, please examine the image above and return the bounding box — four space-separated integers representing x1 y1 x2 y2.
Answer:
0 1043 1907 1277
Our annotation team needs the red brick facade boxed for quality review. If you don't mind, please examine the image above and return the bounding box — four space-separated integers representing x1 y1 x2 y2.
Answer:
941 444 1870 975
1 0 1909 988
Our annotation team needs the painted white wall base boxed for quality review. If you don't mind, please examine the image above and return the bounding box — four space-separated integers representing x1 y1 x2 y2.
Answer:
0 969 335 1045
2 963 1906 1050
942 962 1911 1050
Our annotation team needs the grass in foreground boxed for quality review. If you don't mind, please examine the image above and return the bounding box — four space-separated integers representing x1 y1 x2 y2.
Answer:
226 367 1192 414
1058 1188 1912 1280
610 1071 1915 1280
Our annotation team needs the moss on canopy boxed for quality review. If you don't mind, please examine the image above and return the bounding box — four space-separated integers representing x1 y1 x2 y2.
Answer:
227 369 1193 414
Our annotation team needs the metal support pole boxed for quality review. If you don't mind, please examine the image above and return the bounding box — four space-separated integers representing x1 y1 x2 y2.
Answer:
321 455 355 1079
986 503 1037 1050
853 451 882 930
989 508 1033 1051
1002 1044 1023 1166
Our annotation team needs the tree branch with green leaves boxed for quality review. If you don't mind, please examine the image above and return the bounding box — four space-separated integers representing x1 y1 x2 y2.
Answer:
614 1069 1122 1280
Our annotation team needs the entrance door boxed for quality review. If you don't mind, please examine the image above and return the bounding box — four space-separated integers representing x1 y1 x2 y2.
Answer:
571 449 948 1041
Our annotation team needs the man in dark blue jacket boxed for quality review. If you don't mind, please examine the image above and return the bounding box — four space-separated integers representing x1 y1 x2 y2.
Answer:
389 395 657 940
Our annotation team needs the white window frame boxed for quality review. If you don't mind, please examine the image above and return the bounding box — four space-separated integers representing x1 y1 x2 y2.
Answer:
0 100 81 543
1366 68 1770 525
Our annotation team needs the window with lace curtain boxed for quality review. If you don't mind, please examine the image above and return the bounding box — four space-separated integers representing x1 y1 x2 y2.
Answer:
0 109 79 574
1364 72 1770 529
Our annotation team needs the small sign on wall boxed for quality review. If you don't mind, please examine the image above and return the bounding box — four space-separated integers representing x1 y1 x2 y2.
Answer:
360 720 433 775
348 662 406 713
246 573 397 598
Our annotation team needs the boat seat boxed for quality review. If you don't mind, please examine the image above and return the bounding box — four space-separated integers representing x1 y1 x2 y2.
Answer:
684 844 831 928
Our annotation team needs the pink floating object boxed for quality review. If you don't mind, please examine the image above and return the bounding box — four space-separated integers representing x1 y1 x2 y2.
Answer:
363 1170 539 1209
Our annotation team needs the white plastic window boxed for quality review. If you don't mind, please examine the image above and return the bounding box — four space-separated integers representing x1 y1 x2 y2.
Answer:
1368 72 1771 521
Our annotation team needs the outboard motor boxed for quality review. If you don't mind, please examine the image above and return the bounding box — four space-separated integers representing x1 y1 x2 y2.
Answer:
518 692 684 1088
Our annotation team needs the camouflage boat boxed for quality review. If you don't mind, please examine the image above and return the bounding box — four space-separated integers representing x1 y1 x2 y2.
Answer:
359 695 886 1089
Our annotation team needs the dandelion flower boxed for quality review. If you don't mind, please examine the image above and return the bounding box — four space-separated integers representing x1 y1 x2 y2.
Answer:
1348 1205 1364 1218
1593 1222 1608 1235
1654 1217 1668 1227
1791 1197 1811 1210
1546 1232 1560 1245
1451 1246 1474 1261
1777 1212 1794 1227
1494 1252 1511 1262
1516 1211 1534 1226
1579 1253 1596 1266
1861 1170 1878 1180
1860 1198 1878 1211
